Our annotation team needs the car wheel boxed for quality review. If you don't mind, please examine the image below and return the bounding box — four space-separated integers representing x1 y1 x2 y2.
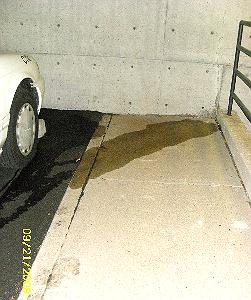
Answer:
0 85 39 169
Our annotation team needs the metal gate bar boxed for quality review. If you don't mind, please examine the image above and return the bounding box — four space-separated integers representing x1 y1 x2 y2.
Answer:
227 20 251 122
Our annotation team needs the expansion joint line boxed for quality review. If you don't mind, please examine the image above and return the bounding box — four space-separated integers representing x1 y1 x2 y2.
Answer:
42 114 112 298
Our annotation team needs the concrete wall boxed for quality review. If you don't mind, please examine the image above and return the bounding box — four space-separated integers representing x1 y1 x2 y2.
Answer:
0 0 250 116
219 65 251 132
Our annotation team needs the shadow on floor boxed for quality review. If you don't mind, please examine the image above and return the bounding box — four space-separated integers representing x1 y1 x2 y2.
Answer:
0 109 101 300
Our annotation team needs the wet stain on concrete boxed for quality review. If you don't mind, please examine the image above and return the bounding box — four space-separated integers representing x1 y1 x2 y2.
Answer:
48 257 80 288
69 146 100 189
0 109 101 300
70 119 217 189
91 125 107 139
0 110 101 228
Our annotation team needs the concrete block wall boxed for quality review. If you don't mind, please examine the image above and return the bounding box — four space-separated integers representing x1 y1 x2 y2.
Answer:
0 0 250 116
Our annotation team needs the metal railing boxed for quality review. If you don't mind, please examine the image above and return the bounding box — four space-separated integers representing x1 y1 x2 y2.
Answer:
227 20 251 122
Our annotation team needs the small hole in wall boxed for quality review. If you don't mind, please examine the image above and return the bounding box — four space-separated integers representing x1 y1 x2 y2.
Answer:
58 97 61 100
95 25 99 29
210 31 214 35
57 62 60 65
206 70 209 73
20 22 23 26
171 28 175 32
131 65 134 68
129 101 132 105
57 24 60 28
165 103 168 107
133 26 136 30
202 106 205 109
168 67 171 70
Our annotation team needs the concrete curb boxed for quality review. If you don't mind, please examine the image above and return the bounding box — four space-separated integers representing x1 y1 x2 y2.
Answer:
17 115 111 300
217 110 251 200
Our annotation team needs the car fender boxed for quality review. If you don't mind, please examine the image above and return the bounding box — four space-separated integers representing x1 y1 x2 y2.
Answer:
0 71 44 120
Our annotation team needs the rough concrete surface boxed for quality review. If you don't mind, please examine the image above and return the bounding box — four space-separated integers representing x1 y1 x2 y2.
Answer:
17 115 111 300
218 65 251 133
0 1 250 115
19 115 251 300
218 110 251 200
0 109 101 300
23 55 220 116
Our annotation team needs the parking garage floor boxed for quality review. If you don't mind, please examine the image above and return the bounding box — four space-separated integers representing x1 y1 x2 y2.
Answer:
20 115 251 300
0 109 102 300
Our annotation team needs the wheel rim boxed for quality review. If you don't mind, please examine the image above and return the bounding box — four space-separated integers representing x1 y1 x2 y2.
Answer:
16 103 36 156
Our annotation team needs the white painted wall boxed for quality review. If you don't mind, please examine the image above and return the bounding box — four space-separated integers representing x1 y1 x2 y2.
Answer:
0 0 250 116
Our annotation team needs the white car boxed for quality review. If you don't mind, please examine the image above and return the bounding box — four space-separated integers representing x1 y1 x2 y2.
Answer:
0 54 45 169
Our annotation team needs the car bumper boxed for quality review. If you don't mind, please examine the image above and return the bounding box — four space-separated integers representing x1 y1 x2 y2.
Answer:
0 114 10 154
35 74 45 112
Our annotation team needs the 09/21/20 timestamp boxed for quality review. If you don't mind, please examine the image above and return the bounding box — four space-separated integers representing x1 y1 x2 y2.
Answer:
22 228 32 295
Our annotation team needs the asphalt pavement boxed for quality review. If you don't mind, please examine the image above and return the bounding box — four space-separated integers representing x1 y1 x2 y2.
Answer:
0 109 101 300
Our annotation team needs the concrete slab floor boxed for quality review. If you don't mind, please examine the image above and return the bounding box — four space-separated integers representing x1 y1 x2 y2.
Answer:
20 115 251 300
217 110 251 200
0 109 102 300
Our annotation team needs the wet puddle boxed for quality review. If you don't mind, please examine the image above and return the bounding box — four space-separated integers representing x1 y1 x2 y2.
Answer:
70 118 217 189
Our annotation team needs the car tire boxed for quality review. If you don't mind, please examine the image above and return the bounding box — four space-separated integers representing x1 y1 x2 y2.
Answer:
0 85 39 169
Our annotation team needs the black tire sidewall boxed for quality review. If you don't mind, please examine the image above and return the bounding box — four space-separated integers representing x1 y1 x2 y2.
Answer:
1 86 39 169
